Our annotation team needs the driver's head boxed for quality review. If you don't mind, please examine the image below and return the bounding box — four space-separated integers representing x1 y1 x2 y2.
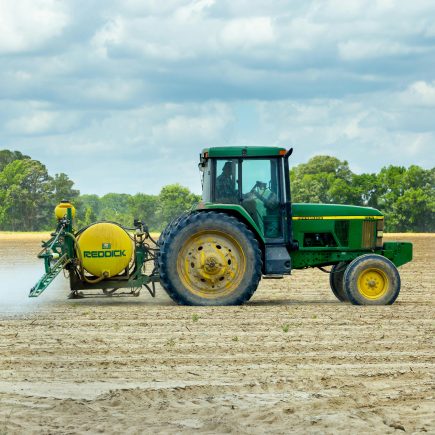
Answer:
257 181 267 192
222 161 232 176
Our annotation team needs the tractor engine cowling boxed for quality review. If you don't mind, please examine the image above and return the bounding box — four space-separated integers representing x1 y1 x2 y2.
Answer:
77 222 133 278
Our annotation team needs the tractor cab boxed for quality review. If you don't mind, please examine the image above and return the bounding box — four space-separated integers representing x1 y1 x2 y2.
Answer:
198 146 294 275
199 147 291 241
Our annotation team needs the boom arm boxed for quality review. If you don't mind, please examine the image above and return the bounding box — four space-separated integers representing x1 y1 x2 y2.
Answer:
29 209 75 297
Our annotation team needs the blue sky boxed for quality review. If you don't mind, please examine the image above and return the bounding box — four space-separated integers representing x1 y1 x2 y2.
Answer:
1 0 435 195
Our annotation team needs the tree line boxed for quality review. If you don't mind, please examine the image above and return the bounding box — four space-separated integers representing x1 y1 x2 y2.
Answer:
290 156 434 232
0 150 200 232
0 149 433 232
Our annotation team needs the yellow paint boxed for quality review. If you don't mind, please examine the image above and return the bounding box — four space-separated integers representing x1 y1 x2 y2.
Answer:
54 201 76 220
177 230 246 299
77 223 133 278
357 268 389 299
292 215 384 220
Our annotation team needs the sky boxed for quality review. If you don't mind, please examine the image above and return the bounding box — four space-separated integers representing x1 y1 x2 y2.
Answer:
1 0 435 196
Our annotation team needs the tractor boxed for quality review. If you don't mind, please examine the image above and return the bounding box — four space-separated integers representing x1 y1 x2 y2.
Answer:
30 146 413 305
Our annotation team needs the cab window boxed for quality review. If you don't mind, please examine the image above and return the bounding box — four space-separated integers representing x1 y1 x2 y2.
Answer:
241 159 282 238
215 159 239 203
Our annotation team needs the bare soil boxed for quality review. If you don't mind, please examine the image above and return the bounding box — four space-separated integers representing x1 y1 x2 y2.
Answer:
0 234 433 434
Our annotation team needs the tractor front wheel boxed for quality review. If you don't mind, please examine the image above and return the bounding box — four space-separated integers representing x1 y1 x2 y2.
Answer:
158 212 262 306
329 262 349 302
343 254 401 305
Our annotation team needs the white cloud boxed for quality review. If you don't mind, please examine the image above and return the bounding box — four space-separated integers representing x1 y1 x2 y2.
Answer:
255 85 435 171
338 40 425 61
278 18 326 52
175 0 215 22
86 79 144 103
7 112 56 135
6 110 80 135
220 17 275 49
1 0 435 195
151 103 233 148
91 17 125 58
401 81 435 107
117 0 189 16
0 0 69 54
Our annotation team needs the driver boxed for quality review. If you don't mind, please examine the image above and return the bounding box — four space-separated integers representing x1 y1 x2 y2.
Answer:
216 161 237 202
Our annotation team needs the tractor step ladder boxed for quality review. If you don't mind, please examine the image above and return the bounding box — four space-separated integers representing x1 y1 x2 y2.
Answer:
29 254 69 297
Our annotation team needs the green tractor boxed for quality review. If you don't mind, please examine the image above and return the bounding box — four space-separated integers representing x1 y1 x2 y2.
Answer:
30 146 412 305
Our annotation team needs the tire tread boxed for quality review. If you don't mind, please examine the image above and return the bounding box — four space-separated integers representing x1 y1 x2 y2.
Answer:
343 254 401 305
158 211 262 306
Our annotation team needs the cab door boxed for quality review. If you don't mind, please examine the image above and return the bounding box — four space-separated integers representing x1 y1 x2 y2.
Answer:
240 158 285 242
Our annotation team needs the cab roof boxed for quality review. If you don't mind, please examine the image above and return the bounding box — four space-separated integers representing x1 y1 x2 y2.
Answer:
201 146 287 158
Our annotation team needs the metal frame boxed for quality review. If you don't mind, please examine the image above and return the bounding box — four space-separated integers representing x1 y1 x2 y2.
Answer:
30 209 160 298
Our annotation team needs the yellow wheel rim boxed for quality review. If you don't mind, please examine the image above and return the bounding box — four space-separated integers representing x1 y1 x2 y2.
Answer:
177 230 246 299
357 268 389 300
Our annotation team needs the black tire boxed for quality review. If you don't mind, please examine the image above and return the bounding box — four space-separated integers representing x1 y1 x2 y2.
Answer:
158 212 191 247
343 254 401 305
329 262 349 302
155 212 192 270
158 212 262 306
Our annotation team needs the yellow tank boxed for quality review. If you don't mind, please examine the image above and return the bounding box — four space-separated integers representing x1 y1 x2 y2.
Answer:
55 201 76 220
77 223 133 278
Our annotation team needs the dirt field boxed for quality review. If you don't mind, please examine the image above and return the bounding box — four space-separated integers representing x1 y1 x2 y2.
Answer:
0 234 433 434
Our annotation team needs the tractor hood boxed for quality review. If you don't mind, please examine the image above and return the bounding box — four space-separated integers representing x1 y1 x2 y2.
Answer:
292 203 383 219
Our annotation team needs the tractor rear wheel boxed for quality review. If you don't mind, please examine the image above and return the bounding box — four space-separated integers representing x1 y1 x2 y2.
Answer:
155 212 190 271
329 262 349 302
158 212 262 306
158 212 190 246
343 254 401 305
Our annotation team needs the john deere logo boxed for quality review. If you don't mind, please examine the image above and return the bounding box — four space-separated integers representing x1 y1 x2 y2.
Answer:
83 250 126 258
102 243 111 249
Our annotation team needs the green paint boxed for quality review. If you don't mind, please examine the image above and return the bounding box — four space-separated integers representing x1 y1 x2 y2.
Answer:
202 202 266 242
83 250 126 258
292 203 383 217
202 146 286 158
291 241 413 269
198 146 412 272
382 242 413 267
291 250 361 269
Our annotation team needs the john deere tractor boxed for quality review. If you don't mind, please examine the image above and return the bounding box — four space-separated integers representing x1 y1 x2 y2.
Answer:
30 146 412 305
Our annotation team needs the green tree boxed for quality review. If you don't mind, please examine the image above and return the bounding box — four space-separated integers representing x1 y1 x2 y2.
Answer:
0 159 53 230
83 206 97 226
99 193 133 226
129 193 159 231
377 165 434 232
0 150 30 172
351 173 380 208
290 156 360 204
389 187 435 232
51 173 79 204
1 148 432 233
291 157 434 232
74 194 99 227
157 184 201 230
75 194 101 224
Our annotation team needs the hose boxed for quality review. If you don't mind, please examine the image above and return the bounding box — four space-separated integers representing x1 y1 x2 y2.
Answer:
317 263 348 274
